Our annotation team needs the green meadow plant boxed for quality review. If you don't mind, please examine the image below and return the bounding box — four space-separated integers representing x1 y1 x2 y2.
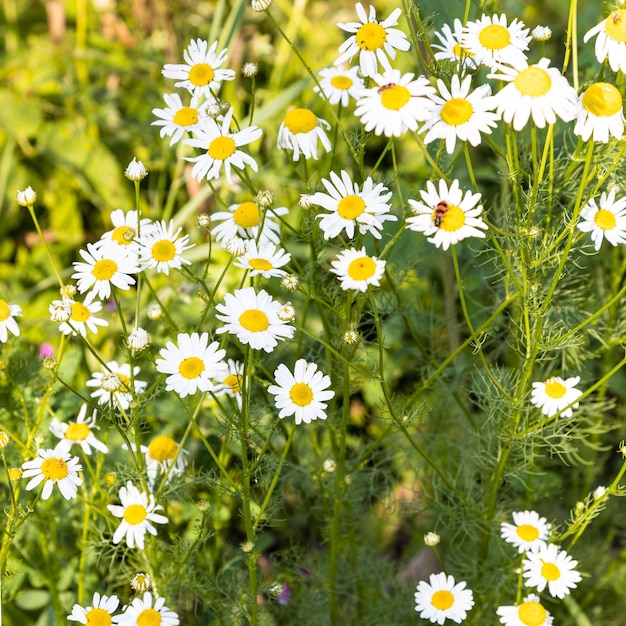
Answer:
3 0 626 624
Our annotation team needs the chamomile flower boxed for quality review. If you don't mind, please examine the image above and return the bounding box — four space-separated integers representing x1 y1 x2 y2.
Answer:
488 58 578 131
87 361 147 411
577 188 626 250
234 241 291 278
500 510 551 554
136 219 194 275
461 13 531 68
497 594 553 626
155 332 227 398
354 67 435 137
414 572 474 625
330 247 386 292
584 10 626 74
49 404 109 455
0 300 21 343
152 93 205 146
406 179 488 250
277 108 332 160
310 170 396 240
314 66 365 107
421 74 499 154
116 592 179 626
267 359 335 425
215 287 295 352
522 543 581 599
22 446 83 500
211 201 288 245
184 107 263 183
95 209 154 257
107 481 168 550
214 358 244 406
574 82 625 143
162 38 235 97
432 19 478 73
72 243 140 300
56 294 108 337
143 435 188 490
335 2 410 77
530 375 582 418
68 592 122 624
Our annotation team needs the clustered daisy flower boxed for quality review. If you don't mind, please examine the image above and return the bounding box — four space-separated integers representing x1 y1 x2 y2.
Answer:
314 65 364 106
577 188 626 251
330 246 386 292
501 510 551 553
522 543 582 599
22 446 83 500
277 107 332 160
414 572 474 624
0 300 22 343
530 375 583 418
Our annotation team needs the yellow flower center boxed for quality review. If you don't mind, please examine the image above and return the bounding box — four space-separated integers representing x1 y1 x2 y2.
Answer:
92 259 118 281
8 468 21 481
179 356 205 380
239 309 269 332
516 524 540 542
541 561 561 581
111 225 136 245
544 378 566 399
70 301 91 323
84 607 113 626
283 108 318 134
331 75 353 90
249 258 273 271
173 106 199 126
605 10 626 42
233 202 260 228
41 457 69 481
0 300 9 321
117 373 131 392
431 589 454 610
438 204 465 232
440 98 474 125
337 195 366 219
518 601 547 626
189 63 215 87
595 208 617 231
290 382 313 406
148 435 178 462
356 22 387 51
123 503 148 525
65 422 91 441
514 67 552 97
478 23 511 50
452 42 474 58
347 256 377 281
224 373 242 393
380 85 411 110
151 240 176 263
137 609 162 626
582 82 623 117
208 136 236 160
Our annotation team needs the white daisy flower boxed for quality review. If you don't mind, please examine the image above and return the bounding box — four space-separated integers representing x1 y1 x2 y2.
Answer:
211 201 288 245
574 82 625 143
68 592 122 624
584 10 626 74
86 361 147 411
95 209 154 257
532 26 552 42
184 107 263 183
522 543 582 599
214 359 244 408
577 188 626 250
277 108 331 160
406 178 488 250
310 170 396 240
432 19 479 73
49 404 109 456
354 67 436 137
421 74 499 154
530 375 582 418
162 38 235 97
267 359 335 425
155 332 227 398
335 2 410 77
107 481 168 550
488 58 578 131
152 92 205 146
56 294 108 337
125 157 147 181
330 247 386 292
22 446 83 500
72 243 140 300
136 219 194 275
314 66 364 107
16 185 37 206
0 300 21 343
128 435 188 491
500 510 550 554
461 13 531 68
234 240 291 278
414 572 474 625
128 327 150 352
215 287 295 352
116 592 179 626
497 593 553 626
